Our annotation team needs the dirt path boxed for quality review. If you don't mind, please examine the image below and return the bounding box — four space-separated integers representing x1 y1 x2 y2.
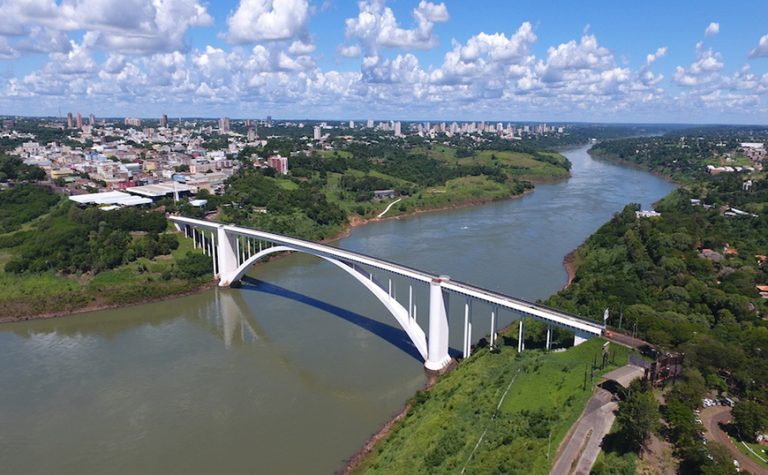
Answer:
701 406 767 474
550 388 617 475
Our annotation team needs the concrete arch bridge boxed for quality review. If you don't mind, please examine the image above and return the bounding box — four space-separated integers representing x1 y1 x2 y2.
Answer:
170 216 604 372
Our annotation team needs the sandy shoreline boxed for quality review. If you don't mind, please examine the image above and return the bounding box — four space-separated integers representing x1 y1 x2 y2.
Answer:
562 247 580 290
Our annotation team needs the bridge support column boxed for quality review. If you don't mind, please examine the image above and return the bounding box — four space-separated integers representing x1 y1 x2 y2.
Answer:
425 277 451 372
574 334 587 346
490 306 498 349
463 299 473 359
216 226 239 287
546 325 552 351
518 318 525 352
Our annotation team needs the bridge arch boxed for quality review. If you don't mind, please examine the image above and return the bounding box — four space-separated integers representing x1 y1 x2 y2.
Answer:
225 245 429 360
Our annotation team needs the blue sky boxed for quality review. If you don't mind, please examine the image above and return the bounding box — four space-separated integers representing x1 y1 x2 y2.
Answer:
1 0 768 123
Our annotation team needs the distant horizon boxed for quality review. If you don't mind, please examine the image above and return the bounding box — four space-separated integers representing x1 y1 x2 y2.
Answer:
4 114 767 128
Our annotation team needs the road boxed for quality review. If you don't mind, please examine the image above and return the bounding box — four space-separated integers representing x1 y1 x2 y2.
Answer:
550 388 618 475
377 197 402 218
701 405 767 474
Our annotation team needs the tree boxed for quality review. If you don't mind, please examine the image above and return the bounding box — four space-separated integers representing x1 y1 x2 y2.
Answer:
615 380 660 451
732 400 768 442
176 252 211 279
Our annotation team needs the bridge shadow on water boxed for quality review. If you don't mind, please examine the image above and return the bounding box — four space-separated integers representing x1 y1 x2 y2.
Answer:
240 277 461 362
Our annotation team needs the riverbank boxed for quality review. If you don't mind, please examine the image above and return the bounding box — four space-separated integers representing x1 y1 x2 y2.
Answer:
0 181 542 323
587 148 681 185
562 247 580 289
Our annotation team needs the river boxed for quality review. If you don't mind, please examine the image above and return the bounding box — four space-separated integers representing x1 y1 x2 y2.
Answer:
0 145 674 474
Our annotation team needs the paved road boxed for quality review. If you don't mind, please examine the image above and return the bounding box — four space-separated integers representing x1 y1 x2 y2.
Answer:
701 405 767 475
550 388 618 475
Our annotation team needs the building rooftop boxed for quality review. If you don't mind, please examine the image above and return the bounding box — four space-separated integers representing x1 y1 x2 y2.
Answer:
125 182 197 198
68 191 153 207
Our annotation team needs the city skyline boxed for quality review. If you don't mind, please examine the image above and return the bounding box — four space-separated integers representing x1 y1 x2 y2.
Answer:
1 0 768 123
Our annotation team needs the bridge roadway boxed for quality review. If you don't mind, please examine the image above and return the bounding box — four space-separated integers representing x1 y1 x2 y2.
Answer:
170 216 604 371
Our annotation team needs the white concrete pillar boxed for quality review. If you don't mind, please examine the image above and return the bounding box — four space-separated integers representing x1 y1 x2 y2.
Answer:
546 325 552 350
216 226 239 287
408 285 413 320
425 277 451 372
463 299 473 358
490 306 498 349
518 318 525 352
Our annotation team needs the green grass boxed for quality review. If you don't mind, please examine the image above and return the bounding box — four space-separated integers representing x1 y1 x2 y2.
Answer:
318 149 352 159
354 338 628 475
275 178 299 190
466 150 570 181
731 435 768 470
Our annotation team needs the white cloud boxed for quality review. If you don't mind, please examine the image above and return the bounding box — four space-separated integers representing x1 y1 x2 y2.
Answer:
0 0 213 54
288 40 315 55
749 34 768 58
343 0 449 55
224 0 310 43
673 42 723 87
704 22 720 37
339 45 361 58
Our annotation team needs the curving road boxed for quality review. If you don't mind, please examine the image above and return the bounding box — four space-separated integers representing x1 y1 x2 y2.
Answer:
377 197 402 218
701 406 767 474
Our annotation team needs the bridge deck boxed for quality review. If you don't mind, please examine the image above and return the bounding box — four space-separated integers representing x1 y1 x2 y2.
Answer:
171 216 603 336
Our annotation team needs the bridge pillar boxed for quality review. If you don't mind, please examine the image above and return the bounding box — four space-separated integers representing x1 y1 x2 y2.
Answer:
216 226 239 287
573 333 587 346
490 306 498 349
463 299 473 359
425 277 451 372
546 325 552 350
517 318 525 352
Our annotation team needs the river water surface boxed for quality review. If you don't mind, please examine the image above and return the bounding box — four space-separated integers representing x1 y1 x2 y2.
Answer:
0 145 674 474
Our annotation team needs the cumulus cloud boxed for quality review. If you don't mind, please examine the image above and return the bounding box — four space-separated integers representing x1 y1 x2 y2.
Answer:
339 45 361 58
704 22 720 37
343 0 449 55
638 46 667 87
0 0 213 54
224 0 310 43
749 34 768 58
673 42 723 87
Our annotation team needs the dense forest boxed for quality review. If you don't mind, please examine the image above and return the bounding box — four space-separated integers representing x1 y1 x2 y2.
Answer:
544 136 768 473
3 203 181 274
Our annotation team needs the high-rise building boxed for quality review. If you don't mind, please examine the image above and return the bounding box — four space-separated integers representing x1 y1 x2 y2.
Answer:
160 114 168 128
313 125 322 141
219 117 230 133
247 127 258 141
125 117 141 127
394 121 402 137
66 112 73 128
76 112 83 129
267 155 288 175
349 120 354 129
89 113 96 126
367 118 374 128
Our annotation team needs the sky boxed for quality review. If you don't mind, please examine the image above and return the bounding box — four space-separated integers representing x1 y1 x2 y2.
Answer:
1 0 768 123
